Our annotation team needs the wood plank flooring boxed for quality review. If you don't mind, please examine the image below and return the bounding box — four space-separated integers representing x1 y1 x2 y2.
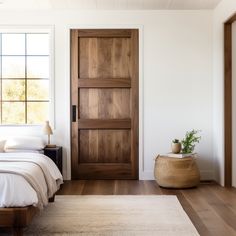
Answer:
57 180 236 236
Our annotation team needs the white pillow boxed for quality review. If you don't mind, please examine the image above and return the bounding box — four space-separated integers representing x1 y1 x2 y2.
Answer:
5 136 45 150
4 149 42 153
0 140 6 152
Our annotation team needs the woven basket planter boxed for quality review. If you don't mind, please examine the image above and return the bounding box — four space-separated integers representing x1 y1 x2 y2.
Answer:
154 155 200 188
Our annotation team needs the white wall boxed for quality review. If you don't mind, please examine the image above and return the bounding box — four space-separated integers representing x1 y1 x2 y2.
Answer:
213 0 236 186
0 10 213 180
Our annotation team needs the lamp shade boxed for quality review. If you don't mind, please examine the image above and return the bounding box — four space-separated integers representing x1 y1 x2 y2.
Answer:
43 121 53 135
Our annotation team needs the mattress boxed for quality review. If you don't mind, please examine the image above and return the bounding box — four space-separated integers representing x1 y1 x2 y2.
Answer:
0 152 63 208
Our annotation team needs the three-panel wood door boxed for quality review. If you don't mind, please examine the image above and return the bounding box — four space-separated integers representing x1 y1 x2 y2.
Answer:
71 29 138 179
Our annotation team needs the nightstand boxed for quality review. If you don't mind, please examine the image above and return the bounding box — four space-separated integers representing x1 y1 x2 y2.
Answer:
44 146 62 173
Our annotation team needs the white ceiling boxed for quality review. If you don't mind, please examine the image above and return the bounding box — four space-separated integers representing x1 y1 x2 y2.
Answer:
0 0 222 10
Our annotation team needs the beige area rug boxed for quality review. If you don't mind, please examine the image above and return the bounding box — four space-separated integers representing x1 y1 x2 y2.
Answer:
24 195 199 236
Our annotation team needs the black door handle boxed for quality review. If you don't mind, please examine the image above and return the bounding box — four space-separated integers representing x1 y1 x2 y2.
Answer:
72 105 77 122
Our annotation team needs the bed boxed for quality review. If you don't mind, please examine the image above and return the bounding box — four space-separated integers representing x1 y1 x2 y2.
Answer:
0 150 63 235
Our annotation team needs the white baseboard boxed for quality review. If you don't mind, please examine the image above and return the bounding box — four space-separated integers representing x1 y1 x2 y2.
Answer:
139 171 155 180
139 170 214 181
200 170 214 180
64 170 214 181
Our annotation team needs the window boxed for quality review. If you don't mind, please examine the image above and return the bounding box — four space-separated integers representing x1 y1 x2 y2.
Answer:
0 31 51 125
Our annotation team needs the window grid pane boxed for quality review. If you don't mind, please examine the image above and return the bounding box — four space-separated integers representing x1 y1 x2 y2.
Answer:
2 79 25 101
2 34 25 55
27 102 49 124
27 56 49 78
2 56 25 78
0 32 50 125
26 34 49 55
2 102 25 124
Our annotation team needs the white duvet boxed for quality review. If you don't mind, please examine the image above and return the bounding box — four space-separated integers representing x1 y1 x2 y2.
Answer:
0 152 63 208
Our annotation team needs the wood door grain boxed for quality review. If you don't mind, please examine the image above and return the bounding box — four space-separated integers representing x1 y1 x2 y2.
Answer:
79 38 131 79
80 130 131 163
71 29 138 179
79 89 130 119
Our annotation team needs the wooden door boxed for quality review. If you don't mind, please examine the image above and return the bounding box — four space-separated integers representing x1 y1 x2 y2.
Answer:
71 29 138 179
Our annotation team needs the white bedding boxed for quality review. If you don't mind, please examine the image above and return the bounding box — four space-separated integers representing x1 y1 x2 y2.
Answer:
0 152 63 208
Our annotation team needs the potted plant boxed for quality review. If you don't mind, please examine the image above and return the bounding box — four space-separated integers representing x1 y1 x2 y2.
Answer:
181 130 201 154
171 139 181 154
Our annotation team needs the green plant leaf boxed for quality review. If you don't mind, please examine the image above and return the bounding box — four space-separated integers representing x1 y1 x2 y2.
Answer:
181 130 201 154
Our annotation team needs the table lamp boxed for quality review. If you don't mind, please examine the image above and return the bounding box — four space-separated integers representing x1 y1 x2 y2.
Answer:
43 121 56 148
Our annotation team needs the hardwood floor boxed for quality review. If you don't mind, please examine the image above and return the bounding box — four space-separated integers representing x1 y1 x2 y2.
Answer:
57 180 236 236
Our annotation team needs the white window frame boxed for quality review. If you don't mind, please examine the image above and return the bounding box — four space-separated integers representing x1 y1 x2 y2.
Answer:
0 25 55 127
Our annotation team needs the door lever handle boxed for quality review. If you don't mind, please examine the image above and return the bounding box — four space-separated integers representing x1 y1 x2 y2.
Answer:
72 105 77 122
